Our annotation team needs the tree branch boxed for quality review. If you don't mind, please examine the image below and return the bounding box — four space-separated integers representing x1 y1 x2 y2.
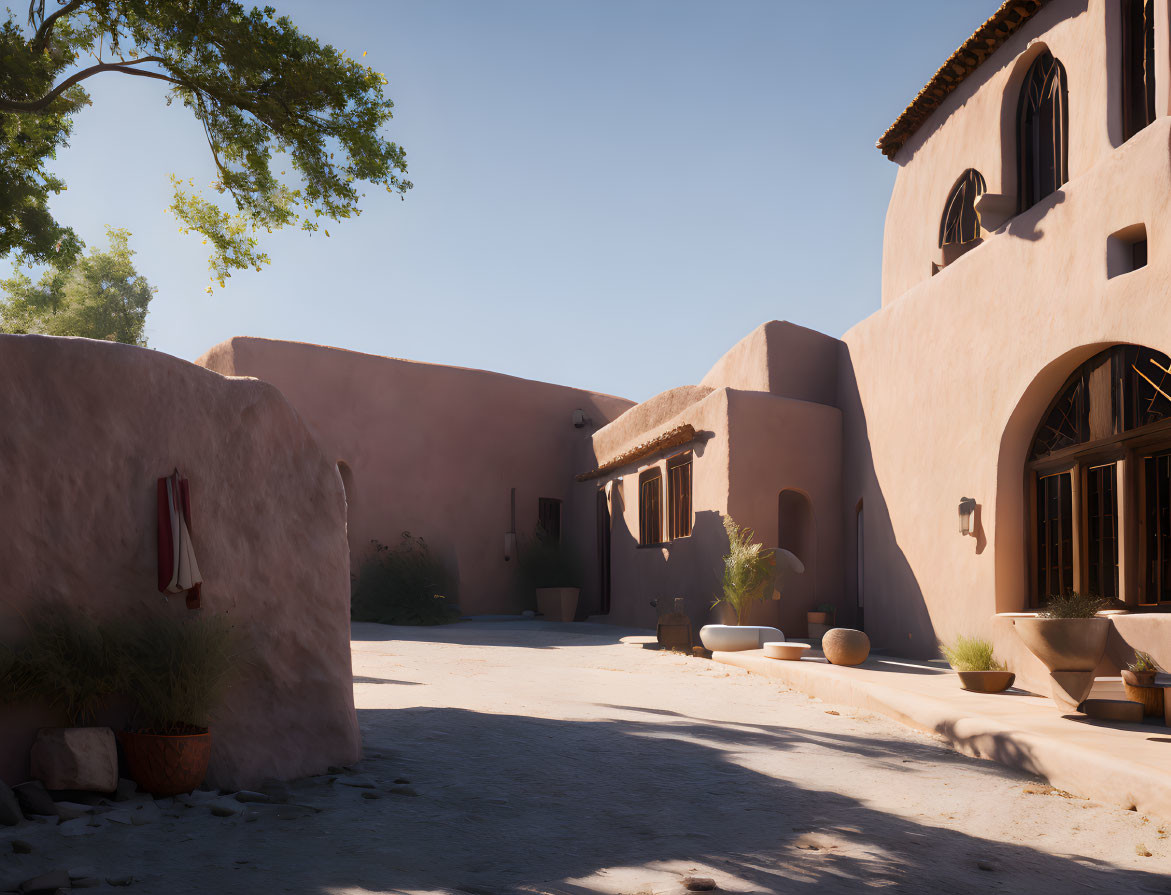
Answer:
32 0 90 50
0 57 180 113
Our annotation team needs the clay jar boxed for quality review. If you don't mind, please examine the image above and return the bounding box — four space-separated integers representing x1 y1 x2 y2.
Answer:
822 628 870 666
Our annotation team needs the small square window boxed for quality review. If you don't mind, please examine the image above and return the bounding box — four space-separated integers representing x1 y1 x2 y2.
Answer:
1107 224 1148 278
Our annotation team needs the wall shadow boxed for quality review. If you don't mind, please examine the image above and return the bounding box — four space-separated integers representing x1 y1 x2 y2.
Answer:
260 705 1171 894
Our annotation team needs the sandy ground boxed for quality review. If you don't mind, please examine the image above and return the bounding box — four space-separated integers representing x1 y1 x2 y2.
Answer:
2 619 1170 894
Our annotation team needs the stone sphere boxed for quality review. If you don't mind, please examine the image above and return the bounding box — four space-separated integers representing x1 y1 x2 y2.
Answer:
822 628 870 666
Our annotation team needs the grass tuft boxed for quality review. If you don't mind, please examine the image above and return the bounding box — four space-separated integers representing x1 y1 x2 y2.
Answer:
939 635 1005 672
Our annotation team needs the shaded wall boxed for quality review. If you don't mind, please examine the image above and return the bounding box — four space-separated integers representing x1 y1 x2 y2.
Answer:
198 337 634 615
0 335 357 788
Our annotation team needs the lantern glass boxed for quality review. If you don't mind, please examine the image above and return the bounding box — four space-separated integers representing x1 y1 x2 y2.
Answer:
958 498 976 536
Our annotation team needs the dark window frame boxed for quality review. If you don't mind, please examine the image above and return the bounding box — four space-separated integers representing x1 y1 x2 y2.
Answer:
1122 0 1157 142
939 169 987 248
537 497 562 544
1017 50 1069 212
638 468 663 547
666 451 693 540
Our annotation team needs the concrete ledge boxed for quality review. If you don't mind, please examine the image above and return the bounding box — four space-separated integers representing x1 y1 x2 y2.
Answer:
713 649 1171 820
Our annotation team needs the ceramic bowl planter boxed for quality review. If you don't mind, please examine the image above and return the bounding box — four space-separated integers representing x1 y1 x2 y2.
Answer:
698 625 784 652
1013 617 1110 710
120 728 212 797
822 628 870 666
956 671 1016 693
536 587 579 623
1121 668 1157 687
763 642 809 661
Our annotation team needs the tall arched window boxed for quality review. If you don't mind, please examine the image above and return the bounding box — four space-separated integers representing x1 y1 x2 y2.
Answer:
1028 345 1171 607
1017 50 1068 211
939 169 986 248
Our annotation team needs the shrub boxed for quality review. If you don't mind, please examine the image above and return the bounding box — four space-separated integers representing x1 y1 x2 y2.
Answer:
712 514 776 625
1129 650 1159 673
940 635 1005 672
519 525 580 590
351 533 459 626
121 613 240 734
0 605 125 726
1038 592 1107 619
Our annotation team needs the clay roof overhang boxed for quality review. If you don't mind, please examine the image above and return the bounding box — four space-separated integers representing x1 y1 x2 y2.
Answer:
575 424 697 482
876 0 1050 160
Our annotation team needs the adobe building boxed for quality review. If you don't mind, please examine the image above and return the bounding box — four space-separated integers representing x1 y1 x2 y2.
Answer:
199 0 1171 694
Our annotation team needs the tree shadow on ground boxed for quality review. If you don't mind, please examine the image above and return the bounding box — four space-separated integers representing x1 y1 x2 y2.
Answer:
269 706 1171 895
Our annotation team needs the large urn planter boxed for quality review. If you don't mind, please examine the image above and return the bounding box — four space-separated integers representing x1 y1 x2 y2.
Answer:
120 728 212 797
536 587 579 623
956 671 1016 693
699 625 784 652
1013 617 1110 711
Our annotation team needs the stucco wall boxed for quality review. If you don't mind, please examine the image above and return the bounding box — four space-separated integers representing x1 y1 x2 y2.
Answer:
700 320 840 406
845 106 1171 663
883 0 1171 305
198 337 635 616
0 335 357 789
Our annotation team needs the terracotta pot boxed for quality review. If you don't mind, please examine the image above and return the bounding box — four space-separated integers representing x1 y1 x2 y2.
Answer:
806 611 829 625
1012 617 1110 671
1121 669 1157 687
1122 681 1165 716
119 729 212 797
535 587 579 622
822 628 870 666
956 670 1015 693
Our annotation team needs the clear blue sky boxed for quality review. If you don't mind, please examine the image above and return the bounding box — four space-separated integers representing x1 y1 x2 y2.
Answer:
28 1 990 402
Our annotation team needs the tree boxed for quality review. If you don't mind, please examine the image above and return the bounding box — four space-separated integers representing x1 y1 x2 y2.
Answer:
0 227 154 345
0 1 411 288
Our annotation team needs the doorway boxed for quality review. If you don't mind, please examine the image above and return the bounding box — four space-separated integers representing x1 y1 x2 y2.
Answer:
596 487 611 614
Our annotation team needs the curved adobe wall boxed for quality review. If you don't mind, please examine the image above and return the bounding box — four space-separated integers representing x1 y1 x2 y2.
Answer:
0 335 358 788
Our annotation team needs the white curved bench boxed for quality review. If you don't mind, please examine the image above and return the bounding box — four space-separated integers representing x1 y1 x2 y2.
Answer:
699 624 785 652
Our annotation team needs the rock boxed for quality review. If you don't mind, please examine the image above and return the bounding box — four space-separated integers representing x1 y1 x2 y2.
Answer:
682 878 717 892
234 790 272 804
58 817 102 836
822 628 871 666
388 785 419 797
393 777 411 785
976 861 998 872
361 792 380 800
128 801 161 825
112 779 139 802
326 766 350 775
176 790 219 806
12 782 56 819
103 809 135 825
105 876 136 887
70 880 101 889
50 801 92 822
335 775 375 789
0 782 20 826
11 841 31 855
29 728 117 793
18 871 70 893
210 798 243 817
258 780 292 803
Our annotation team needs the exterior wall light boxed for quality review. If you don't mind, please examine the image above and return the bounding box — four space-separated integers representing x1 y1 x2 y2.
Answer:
958 497 977 536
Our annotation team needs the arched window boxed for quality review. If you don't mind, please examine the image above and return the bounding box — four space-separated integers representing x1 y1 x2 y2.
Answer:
1028 345 1171 607
939 169 986 248
1017 50 1068 211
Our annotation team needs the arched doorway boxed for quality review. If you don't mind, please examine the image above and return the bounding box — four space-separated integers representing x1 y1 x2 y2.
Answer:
1012 344 1171 609
778 489 816 624
336 461 357 573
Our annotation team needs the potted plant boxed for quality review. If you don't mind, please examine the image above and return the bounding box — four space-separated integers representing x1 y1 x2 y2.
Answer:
699 515 783 651
520 526 580 622
1 607 123 794
940 635 1015 693
1013 592 1110 710
119 613 239 797
1122 650 1158 687
807 603 835 627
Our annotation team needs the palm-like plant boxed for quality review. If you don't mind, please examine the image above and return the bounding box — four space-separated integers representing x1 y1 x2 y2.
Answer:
712 515 776 625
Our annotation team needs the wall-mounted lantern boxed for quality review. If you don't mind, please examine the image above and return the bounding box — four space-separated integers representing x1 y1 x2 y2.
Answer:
958 497 977 536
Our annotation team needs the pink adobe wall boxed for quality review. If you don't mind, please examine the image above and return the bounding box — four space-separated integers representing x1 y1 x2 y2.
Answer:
700 320 840 407
843 97 1171 667
0 335 358 789
883 0 1171 305
197 337 635 616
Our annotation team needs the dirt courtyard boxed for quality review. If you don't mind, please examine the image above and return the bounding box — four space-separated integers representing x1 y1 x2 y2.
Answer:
2 619 1169 893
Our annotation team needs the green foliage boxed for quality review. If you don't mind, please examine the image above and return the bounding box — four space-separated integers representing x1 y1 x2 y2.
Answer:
1 1 411 287
1038 592 1108 619
0 227 154 343
939 635 1005 672
0 605 125 726
519 525 580 590
351 534 459 626
1129 650 1159 674
120 612 240 733
712 514 775 625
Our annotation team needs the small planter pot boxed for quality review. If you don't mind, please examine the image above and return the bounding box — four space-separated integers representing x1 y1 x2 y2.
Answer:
806 611 829 626
956 670 1016 693
120 728 212 797
536 587 579 623
1121 669 1157 687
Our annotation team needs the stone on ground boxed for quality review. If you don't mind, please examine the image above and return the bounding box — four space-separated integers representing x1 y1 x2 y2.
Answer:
28 728 117 793
0 781 21 826
12 782 56 818
17 870 70 893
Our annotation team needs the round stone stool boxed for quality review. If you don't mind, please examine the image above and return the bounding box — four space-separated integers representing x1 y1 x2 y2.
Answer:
763 642 809 661
822 628 870 666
